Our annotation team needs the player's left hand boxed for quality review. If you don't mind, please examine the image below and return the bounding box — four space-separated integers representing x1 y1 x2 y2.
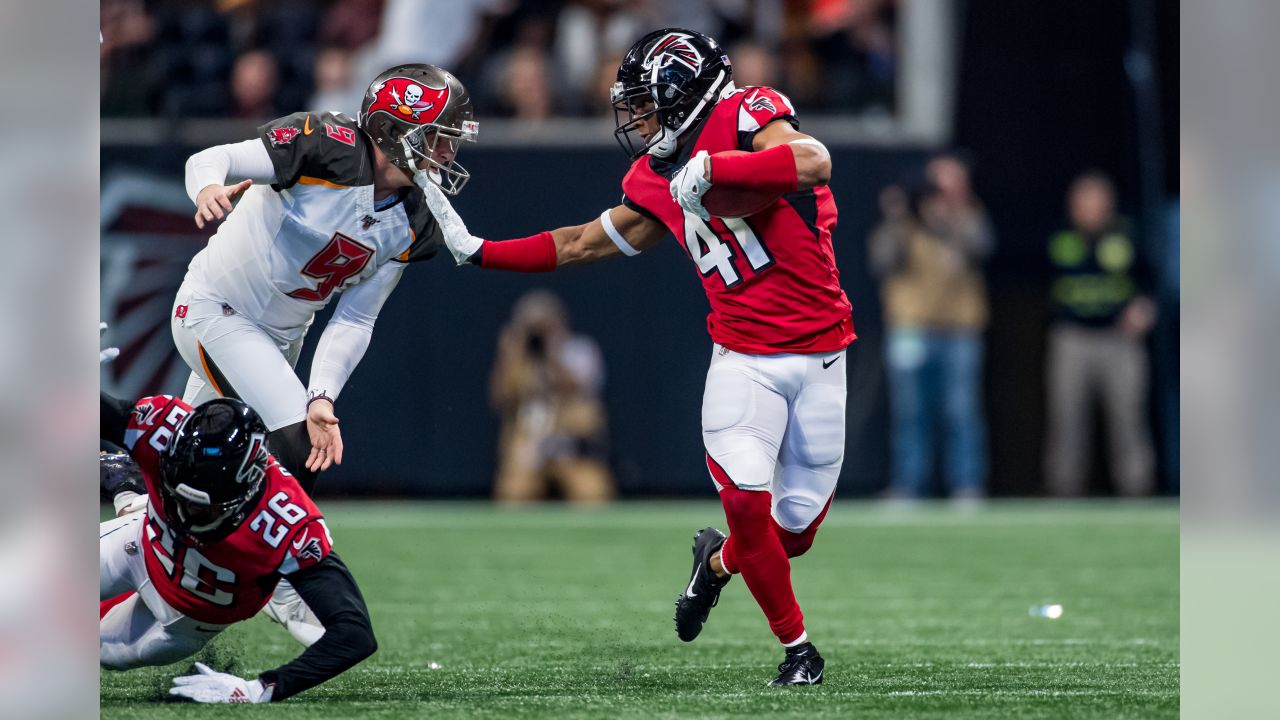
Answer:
305 398 344 472
670 150 713 220
169 663 272 704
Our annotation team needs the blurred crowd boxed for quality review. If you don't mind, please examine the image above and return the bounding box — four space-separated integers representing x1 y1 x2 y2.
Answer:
100 0 898 121
869 157 1170 499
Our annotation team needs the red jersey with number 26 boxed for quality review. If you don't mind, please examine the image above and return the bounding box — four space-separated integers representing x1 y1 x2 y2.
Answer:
123 395 333 625
621 85 854 355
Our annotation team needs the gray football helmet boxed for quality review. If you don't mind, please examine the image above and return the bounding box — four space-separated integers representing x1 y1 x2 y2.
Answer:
359 63 478 195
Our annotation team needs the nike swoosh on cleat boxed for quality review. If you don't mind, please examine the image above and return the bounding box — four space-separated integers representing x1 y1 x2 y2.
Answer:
685 564 700 598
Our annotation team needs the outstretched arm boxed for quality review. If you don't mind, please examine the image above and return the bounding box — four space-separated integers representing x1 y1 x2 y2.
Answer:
168 552 376 704
522 204 667 268
414 172 666 270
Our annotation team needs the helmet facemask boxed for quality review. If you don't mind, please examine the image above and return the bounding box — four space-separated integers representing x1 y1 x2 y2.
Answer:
161 480 252 544
400 119 478 196
158 464 264 545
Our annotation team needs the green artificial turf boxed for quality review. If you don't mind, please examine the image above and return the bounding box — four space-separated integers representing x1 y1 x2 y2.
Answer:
100 500 1179 719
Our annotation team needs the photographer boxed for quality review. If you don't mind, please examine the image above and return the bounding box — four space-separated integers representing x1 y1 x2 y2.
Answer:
489 290 614 504
869 153 995 500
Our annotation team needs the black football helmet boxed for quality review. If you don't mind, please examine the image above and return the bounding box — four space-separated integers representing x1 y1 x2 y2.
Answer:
612 29 732 159
158 398 269 544
359 63 478 195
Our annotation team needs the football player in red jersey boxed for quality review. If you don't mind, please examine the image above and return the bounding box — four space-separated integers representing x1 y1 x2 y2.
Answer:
417 29 850 686
98 392 376 703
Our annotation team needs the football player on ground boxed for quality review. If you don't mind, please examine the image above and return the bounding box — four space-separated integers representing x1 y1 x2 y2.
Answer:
99 392 376 703
417 29 851 686
175 63 475 639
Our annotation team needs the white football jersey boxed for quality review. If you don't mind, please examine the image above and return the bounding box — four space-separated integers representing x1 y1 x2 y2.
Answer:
183 112 441 343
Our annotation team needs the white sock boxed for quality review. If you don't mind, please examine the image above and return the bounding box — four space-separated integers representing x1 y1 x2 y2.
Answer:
783 631 808 648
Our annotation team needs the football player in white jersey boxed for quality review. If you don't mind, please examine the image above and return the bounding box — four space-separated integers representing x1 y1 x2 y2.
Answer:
174 63 476 643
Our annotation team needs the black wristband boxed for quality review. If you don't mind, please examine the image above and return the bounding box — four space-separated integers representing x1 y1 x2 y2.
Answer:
306 391 333 409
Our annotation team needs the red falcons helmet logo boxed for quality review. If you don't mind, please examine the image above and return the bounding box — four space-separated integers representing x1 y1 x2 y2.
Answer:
365 77 450 125
643 32 703 74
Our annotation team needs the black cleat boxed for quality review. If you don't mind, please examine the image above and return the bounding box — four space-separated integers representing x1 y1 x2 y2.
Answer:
674 527 730 642
769 642 825 686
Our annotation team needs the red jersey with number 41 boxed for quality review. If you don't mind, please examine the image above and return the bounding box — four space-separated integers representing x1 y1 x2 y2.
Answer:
123 395 333 625
621 85 855 355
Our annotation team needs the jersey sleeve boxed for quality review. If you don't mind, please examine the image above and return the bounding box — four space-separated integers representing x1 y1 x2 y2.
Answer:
123 395 191 487
277 517 335 576
736 87 800 151
394 190 444 263
258 112 370 192
620 158 664 224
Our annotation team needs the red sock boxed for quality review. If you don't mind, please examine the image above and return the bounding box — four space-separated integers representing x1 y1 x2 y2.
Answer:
709 455 805 644
773 496 833 559
100 591 134 619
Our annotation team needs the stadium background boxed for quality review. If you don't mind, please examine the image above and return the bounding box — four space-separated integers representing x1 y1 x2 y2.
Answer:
99 0 1179 499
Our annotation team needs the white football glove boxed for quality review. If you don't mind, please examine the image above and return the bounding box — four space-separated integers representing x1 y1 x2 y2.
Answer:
169 663 272 704
99 322 119 365
670 150 713 220
414 169 484 265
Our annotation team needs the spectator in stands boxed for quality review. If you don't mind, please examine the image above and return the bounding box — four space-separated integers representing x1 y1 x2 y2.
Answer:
870 153 994 500
318 0 386 51
728 39 779 88
555 0 646 105
99 0 157 117
309 47 360 115
229 49 279 119
490 290 614 504
498 45 556 120
1044 171 1157 496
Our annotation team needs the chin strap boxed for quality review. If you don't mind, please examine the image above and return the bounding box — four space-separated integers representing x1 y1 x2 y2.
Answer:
649 71 729 159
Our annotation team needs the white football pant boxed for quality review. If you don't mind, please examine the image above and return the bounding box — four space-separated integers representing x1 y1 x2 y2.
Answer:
171 282 308 431
99 513 228 670
701 344 847 532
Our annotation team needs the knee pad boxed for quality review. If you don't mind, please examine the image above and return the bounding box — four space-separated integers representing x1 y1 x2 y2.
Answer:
773 492 827 534
268 421 318 494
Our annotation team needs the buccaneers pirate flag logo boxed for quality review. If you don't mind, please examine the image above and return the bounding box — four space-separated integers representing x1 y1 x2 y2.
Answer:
366 77 449 124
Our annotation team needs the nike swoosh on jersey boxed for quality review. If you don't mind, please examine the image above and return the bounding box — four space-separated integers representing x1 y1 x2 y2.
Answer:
292 534 308 551
303 115 313 135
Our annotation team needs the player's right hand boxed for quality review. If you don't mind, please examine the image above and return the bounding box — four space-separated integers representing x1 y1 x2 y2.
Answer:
305 398 344 472
194 180 254 229
414 170 484 264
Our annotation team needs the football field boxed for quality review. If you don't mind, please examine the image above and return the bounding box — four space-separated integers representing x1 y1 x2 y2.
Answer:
100 500 1179 719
